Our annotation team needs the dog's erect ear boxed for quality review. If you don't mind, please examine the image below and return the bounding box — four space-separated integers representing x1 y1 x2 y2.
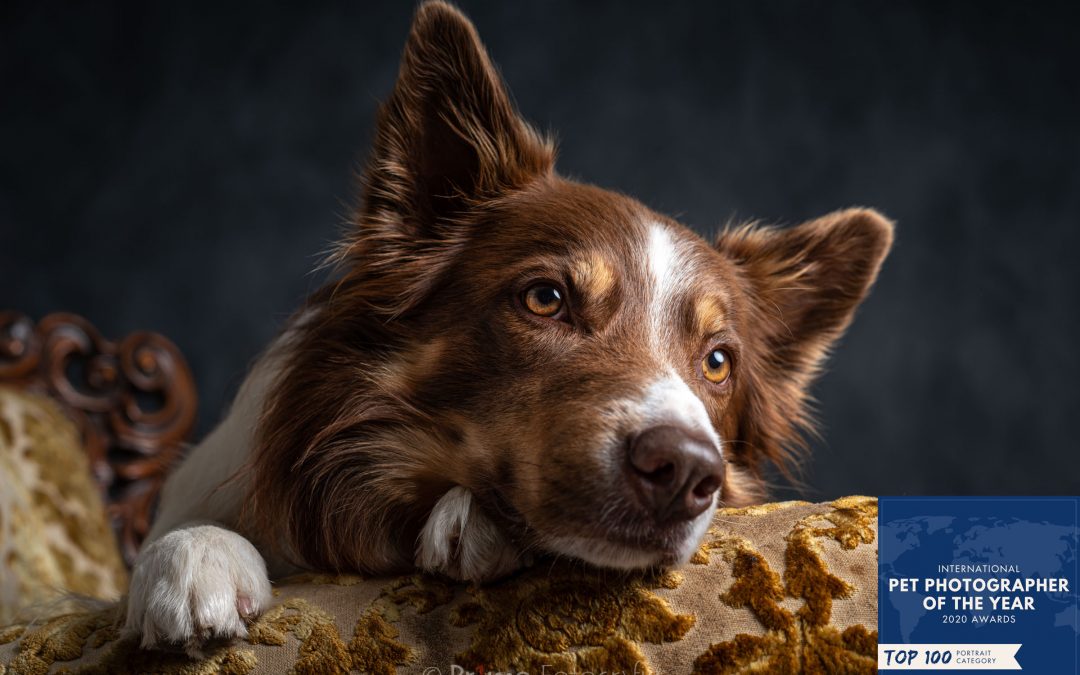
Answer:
715 208 893 474
362 1 554 234
718 208 893 374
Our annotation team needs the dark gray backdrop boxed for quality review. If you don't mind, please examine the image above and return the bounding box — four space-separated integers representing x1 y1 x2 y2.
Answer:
3 1 1077 498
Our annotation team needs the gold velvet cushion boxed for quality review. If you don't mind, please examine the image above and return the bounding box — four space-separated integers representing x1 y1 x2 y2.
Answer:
0 496 877 675
0 387 128 626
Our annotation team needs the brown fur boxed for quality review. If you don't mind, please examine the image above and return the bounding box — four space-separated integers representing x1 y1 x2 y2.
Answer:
246 1 892 574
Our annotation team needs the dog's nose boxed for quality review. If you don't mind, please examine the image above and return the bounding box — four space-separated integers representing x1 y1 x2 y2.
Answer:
627 425 724 523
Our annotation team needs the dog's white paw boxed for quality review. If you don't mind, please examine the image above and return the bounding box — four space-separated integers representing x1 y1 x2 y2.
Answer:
417 486 528 583
125 524 273 655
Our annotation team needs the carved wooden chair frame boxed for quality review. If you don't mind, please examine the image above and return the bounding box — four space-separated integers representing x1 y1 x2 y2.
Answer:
0 311 196 566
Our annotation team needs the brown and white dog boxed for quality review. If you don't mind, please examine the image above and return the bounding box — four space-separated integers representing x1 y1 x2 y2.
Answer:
125 1 892 654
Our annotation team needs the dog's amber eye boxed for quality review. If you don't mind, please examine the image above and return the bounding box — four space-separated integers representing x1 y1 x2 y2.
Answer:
523 284 564 317
702 349 732 384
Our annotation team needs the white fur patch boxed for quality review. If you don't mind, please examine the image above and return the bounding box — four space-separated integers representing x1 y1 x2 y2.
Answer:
125 524 273 656
648 223 678 291
677 504 716 561
416 486 526 582
543 502 713 569
542 534 663 570
148 318 305 578
646 223 692 348
640 374 722 450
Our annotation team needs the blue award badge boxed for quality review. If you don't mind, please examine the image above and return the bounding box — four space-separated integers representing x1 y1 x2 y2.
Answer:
879 497 1078 672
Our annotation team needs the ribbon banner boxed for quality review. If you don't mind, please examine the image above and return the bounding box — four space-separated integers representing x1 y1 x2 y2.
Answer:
879 644 1022 670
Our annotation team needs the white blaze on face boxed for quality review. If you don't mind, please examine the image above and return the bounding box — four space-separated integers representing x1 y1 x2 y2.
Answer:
643 222 718 445
647 222 690 350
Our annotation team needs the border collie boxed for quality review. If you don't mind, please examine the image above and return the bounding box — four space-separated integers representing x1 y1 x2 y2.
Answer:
125 1 892 654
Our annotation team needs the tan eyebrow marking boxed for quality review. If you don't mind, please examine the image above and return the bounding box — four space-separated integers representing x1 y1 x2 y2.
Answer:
382 336 448 392
694 296 727 335
571 253 616 300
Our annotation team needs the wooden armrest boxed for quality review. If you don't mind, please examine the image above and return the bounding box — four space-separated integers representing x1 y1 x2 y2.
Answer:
0 311 197 566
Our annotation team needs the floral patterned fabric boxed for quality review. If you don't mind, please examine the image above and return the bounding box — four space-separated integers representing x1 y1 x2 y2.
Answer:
0 492 878 674
0 388 127 627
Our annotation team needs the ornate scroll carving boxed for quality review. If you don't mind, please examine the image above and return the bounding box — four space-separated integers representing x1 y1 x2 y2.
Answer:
0 311 197 566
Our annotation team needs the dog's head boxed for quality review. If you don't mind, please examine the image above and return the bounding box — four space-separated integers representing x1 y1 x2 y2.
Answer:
252 2 892 572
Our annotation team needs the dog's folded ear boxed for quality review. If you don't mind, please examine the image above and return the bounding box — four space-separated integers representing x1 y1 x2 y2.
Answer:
715 208 893 473
718 208 893 373
362 0 554 235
